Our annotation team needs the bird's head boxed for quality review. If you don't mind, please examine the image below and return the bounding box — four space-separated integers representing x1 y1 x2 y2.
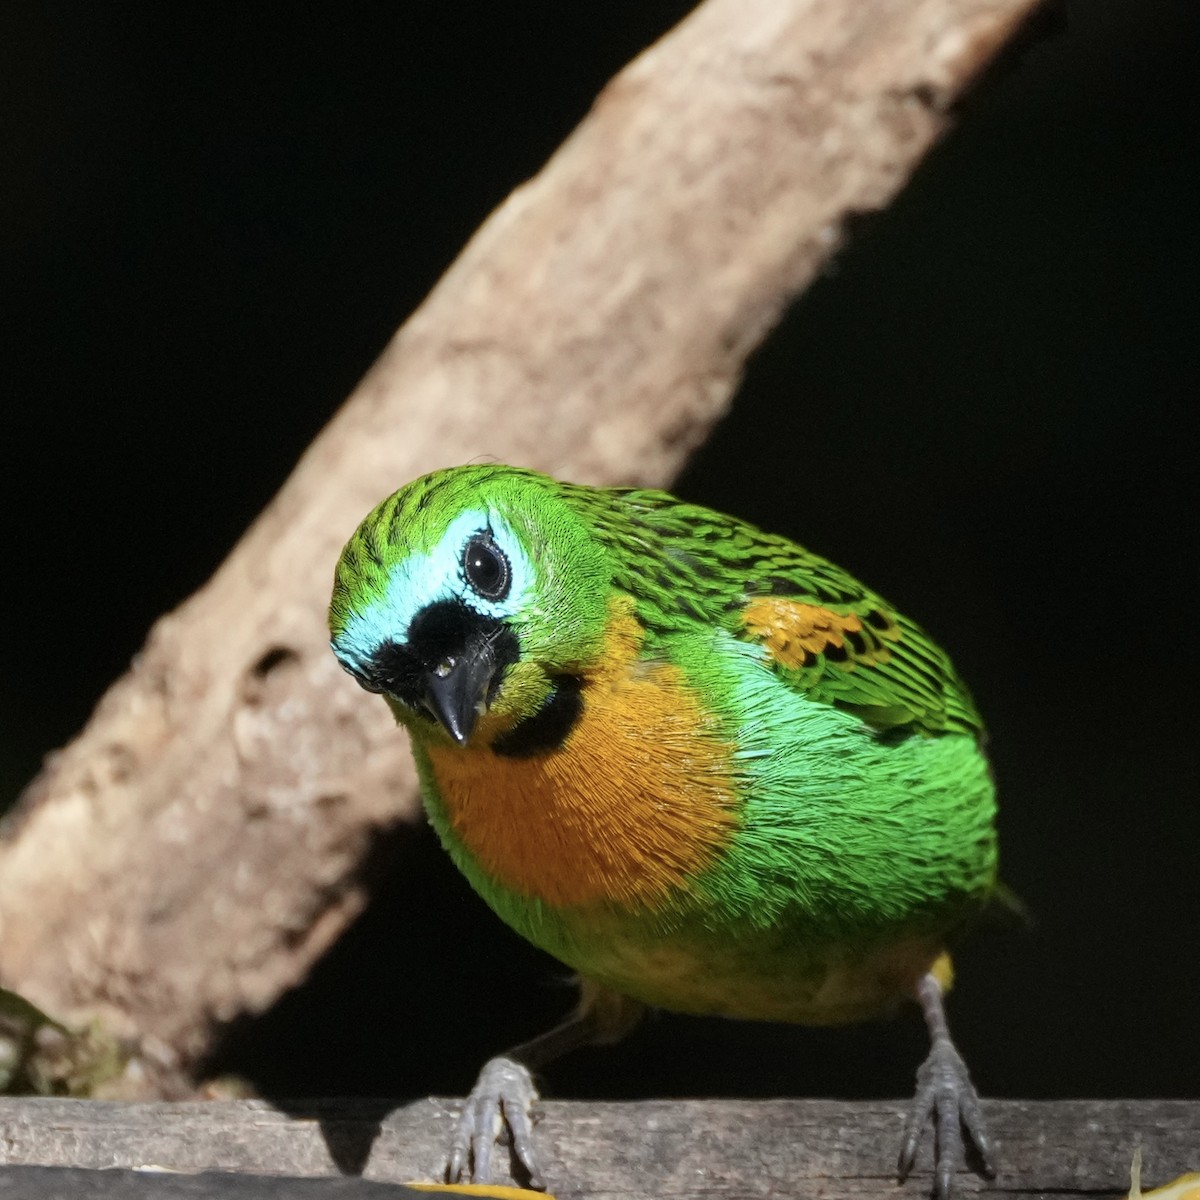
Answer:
329 465 612 749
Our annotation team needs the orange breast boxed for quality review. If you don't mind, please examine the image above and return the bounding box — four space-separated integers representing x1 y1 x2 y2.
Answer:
425 602 738 909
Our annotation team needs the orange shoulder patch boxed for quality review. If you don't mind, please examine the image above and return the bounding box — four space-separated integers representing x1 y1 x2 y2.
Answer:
741 597 900 670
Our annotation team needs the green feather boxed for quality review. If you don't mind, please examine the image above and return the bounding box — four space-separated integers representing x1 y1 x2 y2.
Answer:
330 464 999 1024
559 482 984 737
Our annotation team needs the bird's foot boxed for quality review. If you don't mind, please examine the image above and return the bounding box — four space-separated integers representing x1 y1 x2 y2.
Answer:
447 1054 545 1190
898 1036 993 1200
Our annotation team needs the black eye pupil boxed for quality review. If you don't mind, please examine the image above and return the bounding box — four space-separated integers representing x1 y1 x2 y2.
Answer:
463 533 510 601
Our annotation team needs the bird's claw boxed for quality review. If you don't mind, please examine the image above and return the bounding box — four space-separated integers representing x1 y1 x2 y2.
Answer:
898 1038 993 1200
447 1055 545 1190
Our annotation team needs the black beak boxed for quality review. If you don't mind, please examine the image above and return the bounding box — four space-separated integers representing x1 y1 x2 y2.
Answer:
422 643 496 745
356 600 517 746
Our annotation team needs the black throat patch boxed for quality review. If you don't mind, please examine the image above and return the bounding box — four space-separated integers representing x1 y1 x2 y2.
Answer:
492 675 584 758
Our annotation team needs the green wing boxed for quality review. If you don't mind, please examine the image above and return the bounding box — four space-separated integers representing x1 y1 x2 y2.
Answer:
581 485 984 740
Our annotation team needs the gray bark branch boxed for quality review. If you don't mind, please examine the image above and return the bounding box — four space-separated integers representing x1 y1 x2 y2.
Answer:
1 1097 1194 1198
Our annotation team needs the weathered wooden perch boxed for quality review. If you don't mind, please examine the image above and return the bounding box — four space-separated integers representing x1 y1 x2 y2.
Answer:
1 1097 1196 1199
0 0 1044 1080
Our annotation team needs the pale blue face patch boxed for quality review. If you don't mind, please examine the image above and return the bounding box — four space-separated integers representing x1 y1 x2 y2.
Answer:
333 507 534 677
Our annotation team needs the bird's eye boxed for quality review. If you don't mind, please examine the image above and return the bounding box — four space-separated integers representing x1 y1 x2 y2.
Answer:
462 531 511 601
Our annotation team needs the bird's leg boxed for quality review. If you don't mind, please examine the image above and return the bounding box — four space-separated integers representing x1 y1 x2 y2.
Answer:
447 1018 588 1191
447 980 643 1190
898 969 993 1200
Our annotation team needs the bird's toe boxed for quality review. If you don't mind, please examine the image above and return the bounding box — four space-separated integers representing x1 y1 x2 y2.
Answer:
898 1038 992 1198
447 1054 545 1190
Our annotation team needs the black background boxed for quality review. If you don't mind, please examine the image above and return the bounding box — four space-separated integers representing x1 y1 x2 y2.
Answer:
2 0 1197 1110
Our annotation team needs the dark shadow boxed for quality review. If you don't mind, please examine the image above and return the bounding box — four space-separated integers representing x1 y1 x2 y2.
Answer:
259 1097 402 1178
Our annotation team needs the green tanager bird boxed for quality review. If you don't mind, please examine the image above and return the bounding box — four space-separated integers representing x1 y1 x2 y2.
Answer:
329 464 1000 1198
